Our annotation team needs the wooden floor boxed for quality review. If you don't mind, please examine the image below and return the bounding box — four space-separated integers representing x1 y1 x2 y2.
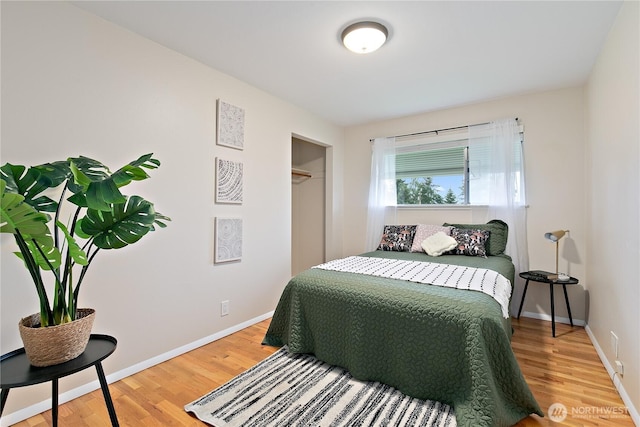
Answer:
11 317 634 426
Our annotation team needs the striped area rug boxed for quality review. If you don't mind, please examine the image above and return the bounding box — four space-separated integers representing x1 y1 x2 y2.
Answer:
185 347 456 427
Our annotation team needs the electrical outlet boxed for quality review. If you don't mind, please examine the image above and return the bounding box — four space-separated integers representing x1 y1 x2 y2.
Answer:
615 360 624 378
221 300 230 317
610 331 619 358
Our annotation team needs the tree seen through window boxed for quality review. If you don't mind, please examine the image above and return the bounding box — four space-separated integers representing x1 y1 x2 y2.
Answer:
396 176 463 205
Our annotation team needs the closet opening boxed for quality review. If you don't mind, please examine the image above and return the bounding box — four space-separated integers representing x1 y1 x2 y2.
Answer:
291 135 328 276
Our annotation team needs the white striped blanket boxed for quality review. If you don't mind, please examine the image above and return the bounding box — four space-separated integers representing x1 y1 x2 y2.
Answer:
313 256 512 318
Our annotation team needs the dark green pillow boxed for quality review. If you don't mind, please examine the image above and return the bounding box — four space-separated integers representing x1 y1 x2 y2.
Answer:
443 219 508 256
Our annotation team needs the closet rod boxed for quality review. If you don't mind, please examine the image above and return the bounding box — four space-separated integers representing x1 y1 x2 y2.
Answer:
370 118 519 142
292 167 313 178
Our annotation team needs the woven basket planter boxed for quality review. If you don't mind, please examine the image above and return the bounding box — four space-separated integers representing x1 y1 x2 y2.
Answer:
18 308 95 367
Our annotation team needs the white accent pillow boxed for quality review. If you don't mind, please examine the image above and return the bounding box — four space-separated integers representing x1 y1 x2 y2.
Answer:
421 231 458 257
410 224 452 252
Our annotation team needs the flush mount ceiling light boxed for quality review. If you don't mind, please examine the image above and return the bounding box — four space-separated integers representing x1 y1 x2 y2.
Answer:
341 21 388 54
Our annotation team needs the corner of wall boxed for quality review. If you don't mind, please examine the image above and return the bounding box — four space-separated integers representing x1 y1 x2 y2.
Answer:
584 325 640 425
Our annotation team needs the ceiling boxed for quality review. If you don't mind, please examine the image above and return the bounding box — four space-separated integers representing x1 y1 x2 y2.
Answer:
72 1 622 127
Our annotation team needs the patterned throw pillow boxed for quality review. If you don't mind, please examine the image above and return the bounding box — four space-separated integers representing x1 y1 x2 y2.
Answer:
377 225 416 252
410 224 453 252
447 228 491 257
443 220 508 256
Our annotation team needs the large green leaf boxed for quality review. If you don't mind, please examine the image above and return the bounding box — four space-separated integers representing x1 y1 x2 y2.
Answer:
69 156 110 186
34 160 77 203
32 160 72 188
79 195 156 249
0 163 60 212
68 156 126 211
0 164 27 194
0 179 53 247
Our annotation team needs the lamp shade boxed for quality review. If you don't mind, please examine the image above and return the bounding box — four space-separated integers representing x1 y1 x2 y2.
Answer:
544 230 567 242
341 21 388 54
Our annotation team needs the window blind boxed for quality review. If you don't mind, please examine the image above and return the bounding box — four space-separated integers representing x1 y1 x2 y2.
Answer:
396 145 465 178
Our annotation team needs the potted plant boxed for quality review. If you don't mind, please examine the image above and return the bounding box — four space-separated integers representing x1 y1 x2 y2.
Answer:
0 153 169 366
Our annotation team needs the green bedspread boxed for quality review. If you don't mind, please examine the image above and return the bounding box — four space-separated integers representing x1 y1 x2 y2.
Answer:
263 251 542 426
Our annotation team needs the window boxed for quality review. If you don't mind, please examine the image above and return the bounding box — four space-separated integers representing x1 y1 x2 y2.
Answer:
394 129 523 205
396 139 467 204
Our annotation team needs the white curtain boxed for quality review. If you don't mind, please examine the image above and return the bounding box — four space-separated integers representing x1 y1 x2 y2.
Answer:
469 118 529 281
365 137 397 251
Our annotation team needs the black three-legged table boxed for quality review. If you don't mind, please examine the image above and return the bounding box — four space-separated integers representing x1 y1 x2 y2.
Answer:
517 271 579 337
1 334 119 426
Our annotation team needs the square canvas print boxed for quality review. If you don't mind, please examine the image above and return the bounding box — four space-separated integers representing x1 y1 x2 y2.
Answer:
215 217 242 263
217 99 244 150
215 158 243 204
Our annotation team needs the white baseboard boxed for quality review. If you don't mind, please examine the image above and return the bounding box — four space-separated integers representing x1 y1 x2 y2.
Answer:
518 310 586 326
584 325 640 426
518 314 638 425
0 311 274 427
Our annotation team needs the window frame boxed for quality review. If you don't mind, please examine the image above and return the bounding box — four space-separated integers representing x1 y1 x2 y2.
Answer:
393 126 523 207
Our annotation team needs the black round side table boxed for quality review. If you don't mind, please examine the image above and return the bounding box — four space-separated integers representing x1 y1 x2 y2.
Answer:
517 271 579 337
0 334 119 426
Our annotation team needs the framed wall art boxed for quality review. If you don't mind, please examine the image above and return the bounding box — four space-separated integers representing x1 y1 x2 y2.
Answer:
215 217 243 263
216 99 245 150
215 157 243 204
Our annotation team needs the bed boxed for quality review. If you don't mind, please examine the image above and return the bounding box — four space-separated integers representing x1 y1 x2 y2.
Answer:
263 222 543 427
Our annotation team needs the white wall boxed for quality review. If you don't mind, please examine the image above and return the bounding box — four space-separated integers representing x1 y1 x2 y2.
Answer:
585 1 639 417
344 87 588 320
0 1 343 420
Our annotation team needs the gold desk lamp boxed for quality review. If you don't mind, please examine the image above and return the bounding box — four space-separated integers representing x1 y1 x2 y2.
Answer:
544 230 569 281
